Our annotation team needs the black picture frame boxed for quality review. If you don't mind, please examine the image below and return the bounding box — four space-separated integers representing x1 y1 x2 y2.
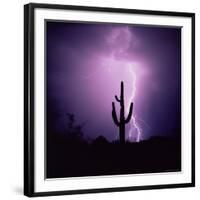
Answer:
24 3 195 197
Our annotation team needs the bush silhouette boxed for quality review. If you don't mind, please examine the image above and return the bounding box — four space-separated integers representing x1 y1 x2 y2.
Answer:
92 135 109 145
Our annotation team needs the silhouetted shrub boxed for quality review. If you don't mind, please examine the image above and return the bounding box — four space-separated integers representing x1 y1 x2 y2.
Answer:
92 135 108 146
65 113 86 144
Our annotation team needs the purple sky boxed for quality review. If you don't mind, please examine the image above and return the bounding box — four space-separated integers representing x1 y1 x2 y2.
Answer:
46 21 181 141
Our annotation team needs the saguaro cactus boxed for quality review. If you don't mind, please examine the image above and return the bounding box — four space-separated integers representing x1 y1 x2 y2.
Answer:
112 81 133 144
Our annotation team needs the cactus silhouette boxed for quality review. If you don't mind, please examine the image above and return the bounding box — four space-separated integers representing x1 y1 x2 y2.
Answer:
112 81 133 144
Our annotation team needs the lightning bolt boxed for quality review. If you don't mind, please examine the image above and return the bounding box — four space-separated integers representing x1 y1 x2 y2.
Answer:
126 63 142 142
79 58 143 142
78 26 144 142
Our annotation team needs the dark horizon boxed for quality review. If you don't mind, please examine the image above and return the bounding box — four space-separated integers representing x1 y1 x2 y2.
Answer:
46 21 181 142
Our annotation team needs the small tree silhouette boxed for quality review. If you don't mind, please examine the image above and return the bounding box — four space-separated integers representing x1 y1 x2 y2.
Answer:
65 113 85 143
112 81 133 144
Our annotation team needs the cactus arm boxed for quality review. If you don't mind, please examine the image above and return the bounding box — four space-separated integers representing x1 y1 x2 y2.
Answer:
115 95 121 102
112 102 120 126
125 102 133 123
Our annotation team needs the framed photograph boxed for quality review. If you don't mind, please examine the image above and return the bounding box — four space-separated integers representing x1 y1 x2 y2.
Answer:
24 3 195 197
